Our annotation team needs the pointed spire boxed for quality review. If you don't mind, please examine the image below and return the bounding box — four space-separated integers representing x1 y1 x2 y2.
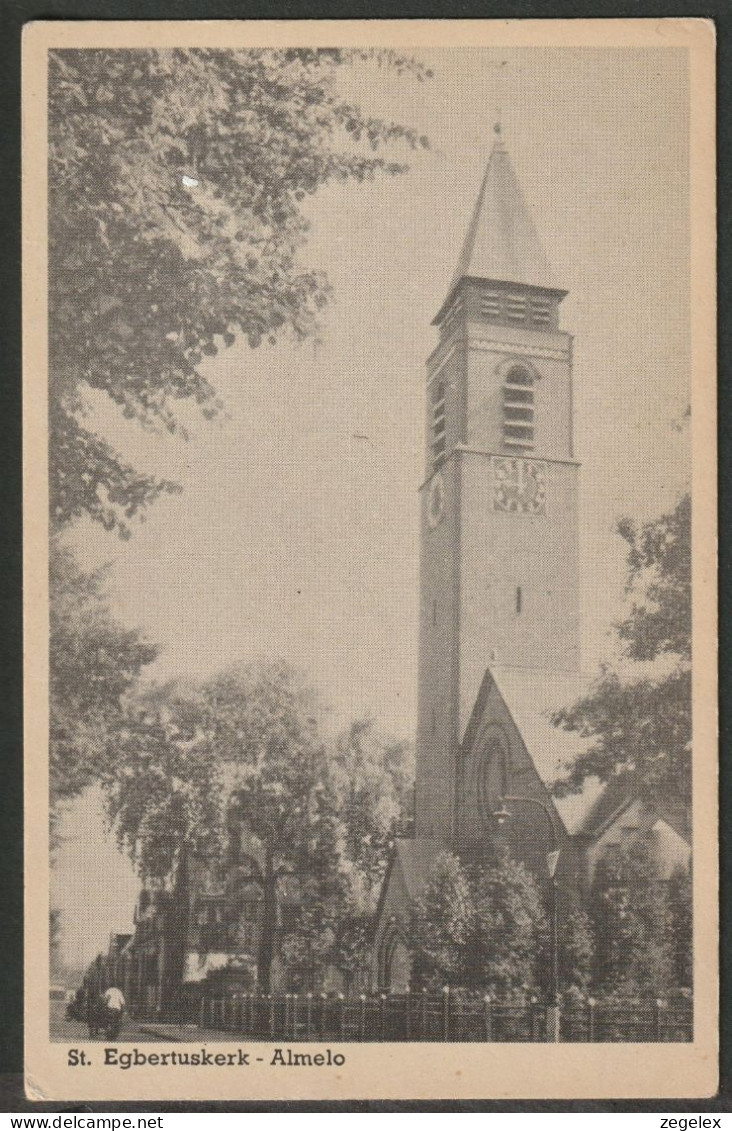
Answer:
441 134 557 313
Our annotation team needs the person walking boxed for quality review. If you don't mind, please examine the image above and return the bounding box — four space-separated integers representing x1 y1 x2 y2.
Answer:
102 985 125 1039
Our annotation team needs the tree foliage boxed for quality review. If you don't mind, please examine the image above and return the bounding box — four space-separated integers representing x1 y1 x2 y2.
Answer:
667 864 693 990
411 850 547 996
104 662 414 991
102 679 224 878
50 543 158 809
552 494 691 807
330 719 414 909
411 852 474 990
559 906 595 995
471 851 548 997
49 48 429 537
589 840 686 996
48 49 427 810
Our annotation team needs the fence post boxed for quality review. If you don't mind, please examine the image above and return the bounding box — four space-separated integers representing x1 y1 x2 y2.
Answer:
545 995 561 1043
587 997 595 1043
319 993 327 1038
528 995 536 1041
404 993 411 1041
291 994 298 1040
306 993 313 1039
359 994 367 1041
284 994 290 1038
199 995 206 1030
338 993 345 1040
268 994 275 1039
483 994 493 1042
442 986 450 1042
380 993 387 1042
421 987 428 1040
654 999 665 1042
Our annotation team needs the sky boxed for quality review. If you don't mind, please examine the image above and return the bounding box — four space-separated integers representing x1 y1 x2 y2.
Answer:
52 45 691 972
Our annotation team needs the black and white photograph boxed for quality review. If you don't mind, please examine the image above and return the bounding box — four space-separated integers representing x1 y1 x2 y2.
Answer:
23 19 716 1101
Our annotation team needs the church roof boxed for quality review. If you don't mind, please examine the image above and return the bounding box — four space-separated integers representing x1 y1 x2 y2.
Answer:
467 666 690 843
479 665 604 836
373 837 445 929
436 134 560 324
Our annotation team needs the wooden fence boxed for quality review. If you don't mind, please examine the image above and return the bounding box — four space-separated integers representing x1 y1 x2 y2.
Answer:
140 990 692 1043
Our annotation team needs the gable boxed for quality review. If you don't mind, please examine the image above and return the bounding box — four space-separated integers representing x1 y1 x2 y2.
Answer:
457 671 574 880
585 803 691 882
460 665 602 842
373 838 444 943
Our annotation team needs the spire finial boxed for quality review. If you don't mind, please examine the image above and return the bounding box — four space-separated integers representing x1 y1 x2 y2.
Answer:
493 109 505 151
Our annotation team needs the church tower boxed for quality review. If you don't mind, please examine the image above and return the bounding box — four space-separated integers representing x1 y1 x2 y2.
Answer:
415 128 581 842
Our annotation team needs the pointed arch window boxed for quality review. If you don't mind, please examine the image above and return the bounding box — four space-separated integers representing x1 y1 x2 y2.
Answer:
476 727 510 830
503 365 535 449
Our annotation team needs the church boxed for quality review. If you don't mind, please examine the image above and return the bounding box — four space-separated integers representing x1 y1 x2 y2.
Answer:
373 129 690 992
82 130 691 1014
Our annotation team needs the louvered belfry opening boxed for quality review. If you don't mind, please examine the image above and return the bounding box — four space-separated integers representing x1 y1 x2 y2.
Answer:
476 285 558 329
431 379 446 467
503 364 535 449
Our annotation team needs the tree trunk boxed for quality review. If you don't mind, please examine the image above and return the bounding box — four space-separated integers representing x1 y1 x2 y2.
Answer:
257 847 277 993
160 845 189 1015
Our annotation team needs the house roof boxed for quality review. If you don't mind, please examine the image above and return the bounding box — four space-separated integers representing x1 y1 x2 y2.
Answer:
437 135 560 322
568 769 691 843
568 771 637 839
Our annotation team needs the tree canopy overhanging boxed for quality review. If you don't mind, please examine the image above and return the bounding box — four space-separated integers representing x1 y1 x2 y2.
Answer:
48 48 429 810
49 47 429 537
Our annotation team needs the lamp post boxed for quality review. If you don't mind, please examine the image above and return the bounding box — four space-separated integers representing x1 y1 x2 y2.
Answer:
492 795 562 1041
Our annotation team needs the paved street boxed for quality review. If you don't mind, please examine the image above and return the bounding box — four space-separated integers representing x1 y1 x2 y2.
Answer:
50 1000 164 1043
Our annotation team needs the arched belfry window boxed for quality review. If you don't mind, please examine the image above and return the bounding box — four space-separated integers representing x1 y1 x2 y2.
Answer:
503 365 535 450
476 727 510 829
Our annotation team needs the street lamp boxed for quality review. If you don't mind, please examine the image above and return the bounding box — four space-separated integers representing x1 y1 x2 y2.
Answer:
491 795 561 1014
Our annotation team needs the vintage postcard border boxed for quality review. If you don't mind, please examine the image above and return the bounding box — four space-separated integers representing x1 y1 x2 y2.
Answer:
23 18 717 1102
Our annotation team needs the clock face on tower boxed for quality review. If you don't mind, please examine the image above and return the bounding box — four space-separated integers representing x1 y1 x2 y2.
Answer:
427 471 445 528
492 457 547 515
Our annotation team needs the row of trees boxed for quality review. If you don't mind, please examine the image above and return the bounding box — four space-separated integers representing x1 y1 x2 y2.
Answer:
105 666 413 992
54 485 691 993
411 846 691 1001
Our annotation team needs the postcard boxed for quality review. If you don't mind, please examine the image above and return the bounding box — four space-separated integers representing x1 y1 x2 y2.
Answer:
23 18 717 1101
